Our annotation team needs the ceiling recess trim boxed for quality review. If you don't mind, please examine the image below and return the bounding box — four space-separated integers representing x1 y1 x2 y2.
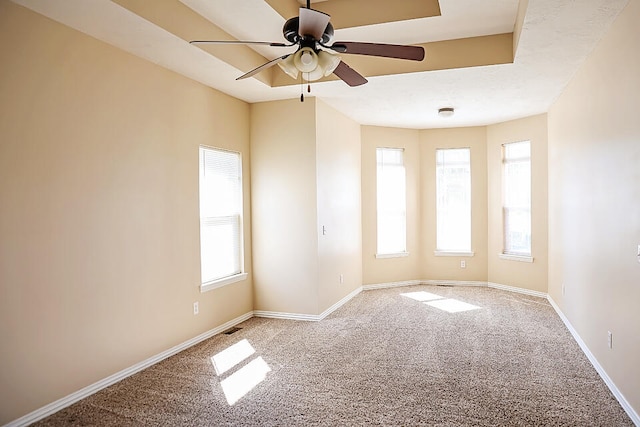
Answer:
270 33 515 87
265 0 442 29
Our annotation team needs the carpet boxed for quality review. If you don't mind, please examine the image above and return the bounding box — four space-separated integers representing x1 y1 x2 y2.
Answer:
34 285 634 426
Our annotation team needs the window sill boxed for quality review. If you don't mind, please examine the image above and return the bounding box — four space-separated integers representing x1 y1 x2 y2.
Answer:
434 251 475 257
499 254 533 263
375 252 409 259
201 272 248 293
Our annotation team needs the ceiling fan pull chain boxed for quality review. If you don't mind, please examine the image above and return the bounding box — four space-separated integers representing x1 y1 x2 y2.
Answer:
300 73 304 102
303 72 311 93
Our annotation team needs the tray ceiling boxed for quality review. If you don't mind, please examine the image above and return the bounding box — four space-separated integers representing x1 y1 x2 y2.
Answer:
11 0 629 128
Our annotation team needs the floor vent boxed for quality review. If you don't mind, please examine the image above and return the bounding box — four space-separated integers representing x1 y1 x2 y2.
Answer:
223 327 242 335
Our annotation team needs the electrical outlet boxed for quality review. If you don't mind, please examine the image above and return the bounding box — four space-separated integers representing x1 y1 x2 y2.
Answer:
339 274 344 284
607 331 612 349
193 302 199 315
460 260 466 268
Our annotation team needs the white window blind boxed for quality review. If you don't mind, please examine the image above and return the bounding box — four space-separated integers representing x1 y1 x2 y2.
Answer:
503 141 531 256
376 148 407 255
436 148 471 252
199 147 243 285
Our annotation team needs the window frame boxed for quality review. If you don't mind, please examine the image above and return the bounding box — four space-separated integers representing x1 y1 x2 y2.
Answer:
435 147 473 256
198 145 248 293
501 140 533 262
375 147 408 258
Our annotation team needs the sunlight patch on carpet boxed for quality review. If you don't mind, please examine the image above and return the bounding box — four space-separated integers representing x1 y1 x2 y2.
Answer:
425 298 481 313
220 356 271 405
402 291 482 313
211 339 256 376
401 291 443 302
211 339 272 406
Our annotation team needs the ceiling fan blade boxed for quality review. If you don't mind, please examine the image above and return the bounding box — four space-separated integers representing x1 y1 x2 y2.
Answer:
237 54 291 80
332 42 425 61
190 40 292 47
298 8 331 40
333 61 368 87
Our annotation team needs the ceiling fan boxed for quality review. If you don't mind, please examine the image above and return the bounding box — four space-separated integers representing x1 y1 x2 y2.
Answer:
190 0 425 88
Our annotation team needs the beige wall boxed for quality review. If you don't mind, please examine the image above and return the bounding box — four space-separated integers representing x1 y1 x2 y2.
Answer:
250 98 362 316
363 124 551 289
361 126 422 285
315 100 363 312
419 127 488 282
0 2 253 423
5 0 638 421
487 114 548 293
250 99 319 315
548 0 640 414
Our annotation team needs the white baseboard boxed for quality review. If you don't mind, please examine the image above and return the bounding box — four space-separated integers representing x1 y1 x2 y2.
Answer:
362 279 423 291
253 310 321 321
547 296 640 426
364 279 536 294
424 280 487 287
319 286 363 319
254 286 363 322
11 286 637 427
5 311 254 427
487 281 547 299
363 279 638 423
8 287 365 426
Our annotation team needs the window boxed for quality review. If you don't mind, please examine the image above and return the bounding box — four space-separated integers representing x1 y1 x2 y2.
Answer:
436 148 471 254
376 148 407 256
199 146 246 291
502 141 531 258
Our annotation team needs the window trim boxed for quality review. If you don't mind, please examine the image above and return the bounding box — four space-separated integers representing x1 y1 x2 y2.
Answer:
501 140 532 258
198 145 247 291
434 251 475 257
375 252 409 259
499 254 534 263
435 147 472 253
201 272 248 293
376 147 407 256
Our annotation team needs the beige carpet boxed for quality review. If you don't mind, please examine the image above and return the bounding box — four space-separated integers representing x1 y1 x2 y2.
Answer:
34 285 633 426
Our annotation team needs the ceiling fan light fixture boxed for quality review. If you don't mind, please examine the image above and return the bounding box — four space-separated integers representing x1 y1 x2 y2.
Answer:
306 65 325 82
282 48 339 82
318 50 340 76
438 107 455 117
278 54 299 79
294 47 318 73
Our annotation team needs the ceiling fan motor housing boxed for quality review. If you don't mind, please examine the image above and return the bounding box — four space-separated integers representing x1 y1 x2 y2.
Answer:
283 17 299 43
321 22 334 44
283 17 334 45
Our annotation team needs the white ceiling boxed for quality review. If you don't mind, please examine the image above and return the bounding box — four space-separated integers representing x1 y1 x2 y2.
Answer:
12 0 629 129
